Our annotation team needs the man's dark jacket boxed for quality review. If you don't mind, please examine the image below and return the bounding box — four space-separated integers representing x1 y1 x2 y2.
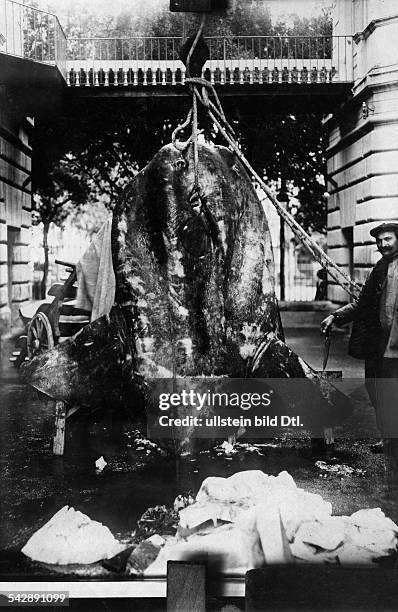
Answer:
333 258 391 360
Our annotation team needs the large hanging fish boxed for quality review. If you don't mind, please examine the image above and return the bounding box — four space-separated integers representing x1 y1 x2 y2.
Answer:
113 142 283 379
22 142 349 452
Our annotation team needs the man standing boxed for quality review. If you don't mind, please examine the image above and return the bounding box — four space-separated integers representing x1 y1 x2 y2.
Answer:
321 222 398 459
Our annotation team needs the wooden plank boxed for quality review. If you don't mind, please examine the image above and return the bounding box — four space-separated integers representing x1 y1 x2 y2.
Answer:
167 561 206 612
53 400 67 456
246 567 398 611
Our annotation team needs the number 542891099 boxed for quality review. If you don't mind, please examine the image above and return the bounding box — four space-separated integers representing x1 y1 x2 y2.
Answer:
0 592 69 606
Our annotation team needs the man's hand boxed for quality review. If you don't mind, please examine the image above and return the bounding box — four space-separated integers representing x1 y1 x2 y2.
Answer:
320 314 334 335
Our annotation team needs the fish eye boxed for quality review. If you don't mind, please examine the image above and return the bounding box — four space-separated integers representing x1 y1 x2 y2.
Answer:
174 158 187 171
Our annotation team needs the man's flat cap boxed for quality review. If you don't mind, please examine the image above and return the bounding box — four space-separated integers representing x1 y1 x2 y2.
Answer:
370 222 398 238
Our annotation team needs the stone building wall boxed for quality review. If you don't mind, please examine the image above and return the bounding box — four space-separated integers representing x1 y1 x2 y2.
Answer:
0 88 32 331
327 0 398 304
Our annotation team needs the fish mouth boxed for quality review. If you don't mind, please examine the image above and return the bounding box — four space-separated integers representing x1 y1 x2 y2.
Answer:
178 215 213 258
178 187 223 258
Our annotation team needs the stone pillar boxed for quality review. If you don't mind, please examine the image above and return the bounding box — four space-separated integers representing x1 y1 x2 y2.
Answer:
8 225 31 327
326 0 398 303
0 196 10 331
0 88 32 331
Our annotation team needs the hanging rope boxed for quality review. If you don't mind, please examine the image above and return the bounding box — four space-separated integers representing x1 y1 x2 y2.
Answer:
185 14 206 80
172 27 362 300
192 88 199 191
172 15 223 251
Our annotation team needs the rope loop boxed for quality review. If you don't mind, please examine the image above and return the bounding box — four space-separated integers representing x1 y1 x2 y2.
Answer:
171 107 193 151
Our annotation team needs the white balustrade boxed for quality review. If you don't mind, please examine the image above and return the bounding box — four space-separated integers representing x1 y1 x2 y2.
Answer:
64 58 340 88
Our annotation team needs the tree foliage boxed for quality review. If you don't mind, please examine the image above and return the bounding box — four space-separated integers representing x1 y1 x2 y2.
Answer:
238 113 328 233
58 0 332 39
33 98 178 208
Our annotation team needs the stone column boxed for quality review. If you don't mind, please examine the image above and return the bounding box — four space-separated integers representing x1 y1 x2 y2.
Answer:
0 89 33 331
0 196 10 331
326 0 398 303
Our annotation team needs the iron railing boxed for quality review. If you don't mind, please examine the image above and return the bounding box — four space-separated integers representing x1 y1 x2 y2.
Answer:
67 36 183 63
0 0 66 77
66 35 349 63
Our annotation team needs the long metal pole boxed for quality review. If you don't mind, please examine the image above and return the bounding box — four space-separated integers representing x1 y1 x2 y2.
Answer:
280 215 285 301
279 176 287 302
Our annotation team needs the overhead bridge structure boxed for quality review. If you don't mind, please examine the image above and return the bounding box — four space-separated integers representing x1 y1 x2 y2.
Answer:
64 35 353 92
0 0 352 103
0 0 398 327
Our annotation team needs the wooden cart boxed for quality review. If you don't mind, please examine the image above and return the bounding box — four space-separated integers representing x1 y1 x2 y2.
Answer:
10 260 92 456
10 259 91 367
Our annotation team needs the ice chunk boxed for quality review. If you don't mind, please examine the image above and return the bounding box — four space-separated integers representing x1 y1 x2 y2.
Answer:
290 538 339 563
348 508 398 532
294 517 345 551
290 509 398 565
195 470 331 544
227 470 272 498
255 501 294 564
196 476 239 503
266 471 297 490
147 535 166 547
344 523 397 555
342 508 398 556
145 520 264 576
22 506 123 565
196 470 297 504
336 542 377 565
179 500 253 530
95 456 107 472
260 488 333 542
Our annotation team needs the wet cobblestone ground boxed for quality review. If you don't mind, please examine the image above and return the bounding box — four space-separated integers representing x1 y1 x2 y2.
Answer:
1 326 397 582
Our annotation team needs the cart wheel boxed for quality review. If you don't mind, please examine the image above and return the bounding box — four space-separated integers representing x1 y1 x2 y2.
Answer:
9 343 28 368
27 312 55 358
